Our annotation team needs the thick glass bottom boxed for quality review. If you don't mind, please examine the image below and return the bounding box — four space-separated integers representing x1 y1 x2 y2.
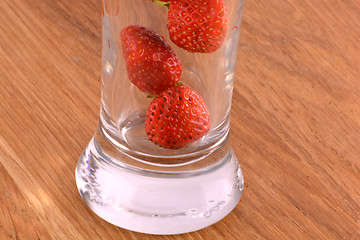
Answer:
75 127 244 235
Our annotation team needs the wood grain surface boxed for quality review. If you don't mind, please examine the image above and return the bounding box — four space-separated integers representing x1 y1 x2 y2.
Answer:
1 0 359 239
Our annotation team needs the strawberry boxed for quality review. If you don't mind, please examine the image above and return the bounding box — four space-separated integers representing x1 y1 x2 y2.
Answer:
167 0 227 53
145 84 211 149
121 25 182 94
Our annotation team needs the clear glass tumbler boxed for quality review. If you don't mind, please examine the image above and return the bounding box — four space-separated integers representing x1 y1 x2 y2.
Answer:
76 0 245 234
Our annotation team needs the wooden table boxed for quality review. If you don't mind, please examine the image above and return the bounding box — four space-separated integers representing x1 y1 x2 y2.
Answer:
1 0 359 239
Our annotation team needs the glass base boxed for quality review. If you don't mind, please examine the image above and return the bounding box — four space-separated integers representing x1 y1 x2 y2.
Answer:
75 128 244 235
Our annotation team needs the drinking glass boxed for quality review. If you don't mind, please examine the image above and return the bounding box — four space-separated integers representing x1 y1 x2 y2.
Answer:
76 0 245 234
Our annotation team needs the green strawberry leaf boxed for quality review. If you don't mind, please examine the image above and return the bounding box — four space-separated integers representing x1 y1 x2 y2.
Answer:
153 0 170 8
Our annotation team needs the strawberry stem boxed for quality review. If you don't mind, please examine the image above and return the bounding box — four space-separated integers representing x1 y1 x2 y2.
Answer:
147 94 158 98
153 0 170 8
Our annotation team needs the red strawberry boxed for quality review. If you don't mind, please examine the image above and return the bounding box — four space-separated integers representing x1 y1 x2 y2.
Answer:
167 0 227 53
121 25 182 94
145 84 211 149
